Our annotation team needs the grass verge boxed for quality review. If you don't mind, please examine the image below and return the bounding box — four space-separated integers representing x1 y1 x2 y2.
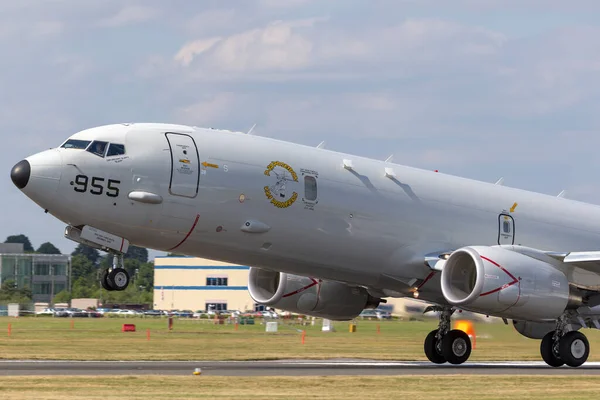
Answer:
0 316 599 361
0 375 598 400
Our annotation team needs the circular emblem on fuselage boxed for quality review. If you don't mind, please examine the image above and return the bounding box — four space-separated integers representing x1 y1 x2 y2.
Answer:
264 161 299 208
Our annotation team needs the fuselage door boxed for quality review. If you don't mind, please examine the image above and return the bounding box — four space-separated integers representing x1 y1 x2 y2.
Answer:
165 132 200 198
498 213 515 245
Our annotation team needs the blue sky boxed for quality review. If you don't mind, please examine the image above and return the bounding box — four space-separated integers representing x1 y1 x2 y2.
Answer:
2 0 600 258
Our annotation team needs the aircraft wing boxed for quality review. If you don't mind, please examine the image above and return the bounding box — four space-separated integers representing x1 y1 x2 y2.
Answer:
425 249 600 275
546 251 600 274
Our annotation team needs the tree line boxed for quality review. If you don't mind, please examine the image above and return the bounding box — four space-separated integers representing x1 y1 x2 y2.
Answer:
2 234 154 306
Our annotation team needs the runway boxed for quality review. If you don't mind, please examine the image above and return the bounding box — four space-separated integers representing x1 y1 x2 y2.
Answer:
1 360 600 376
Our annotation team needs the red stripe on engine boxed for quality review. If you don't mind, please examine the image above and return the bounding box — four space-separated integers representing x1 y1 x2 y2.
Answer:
282 278 319 298
479 255 519 297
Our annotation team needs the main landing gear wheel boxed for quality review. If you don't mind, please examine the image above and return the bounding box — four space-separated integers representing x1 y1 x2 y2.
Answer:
422 306 472 365
540 314 590 368
441 329 472 365
540 332 564 368
424 330 446 364
106 268 130 291
559 331 590 367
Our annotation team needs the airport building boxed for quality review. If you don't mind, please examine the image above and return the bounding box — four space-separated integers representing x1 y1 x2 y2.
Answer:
152 256 259 312
0 244 71 303
152 256 430 316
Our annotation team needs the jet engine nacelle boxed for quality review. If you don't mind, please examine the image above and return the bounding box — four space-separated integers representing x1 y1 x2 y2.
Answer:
440 246 575 321
248 267 380 320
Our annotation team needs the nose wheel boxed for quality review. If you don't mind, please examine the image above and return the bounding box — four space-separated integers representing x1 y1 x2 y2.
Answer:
100 254 130 291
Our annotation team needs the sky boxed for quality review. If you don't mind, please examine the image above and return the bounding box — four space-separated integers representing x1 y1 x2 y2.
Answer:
2 0 600 259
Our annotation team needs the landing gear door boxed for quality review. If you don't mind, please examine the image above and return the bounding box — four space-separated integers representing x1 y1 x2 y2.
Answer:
165 133 200 198
498 213 515 245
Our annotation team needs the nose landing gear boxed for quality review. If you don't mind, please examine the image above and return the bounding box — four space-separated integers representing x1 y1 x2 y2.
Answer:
100 253 130 291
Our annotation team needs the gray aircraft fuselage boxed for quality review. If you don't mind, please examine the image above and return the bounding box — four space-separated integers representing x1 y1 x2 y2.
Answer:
14 123 600 306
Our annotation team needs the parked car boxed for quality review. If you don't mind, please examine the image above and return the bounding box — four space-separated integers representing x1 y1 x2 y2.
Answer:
86 309 103 318
65 308 88 317
261 310 278 319
175 310 194 318
35 308 55 316
116 309 141 316
359 309 392 320
53 308 69 317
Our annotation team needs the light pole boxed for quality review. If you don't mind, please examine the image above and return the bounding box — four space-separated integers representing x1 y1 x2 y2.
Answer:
50 264 54 307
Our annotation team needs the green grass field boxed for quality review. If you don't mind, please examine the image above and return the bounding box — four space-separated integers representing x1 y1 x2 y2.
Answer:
1 375 599 400
1 317 598 399
0 316 599 361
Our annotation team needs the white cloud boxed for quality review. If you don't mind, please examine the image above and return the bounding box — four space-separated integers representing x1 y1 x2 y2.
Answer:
175 18 328 74
96 5 159 27
173 17 505 82
175 37 224 67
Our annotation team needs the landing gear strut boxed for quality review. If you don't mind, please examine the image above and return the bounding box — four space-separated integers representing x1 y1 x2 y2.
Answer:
100 253 130 291
540 314 590 368
423 306 472 365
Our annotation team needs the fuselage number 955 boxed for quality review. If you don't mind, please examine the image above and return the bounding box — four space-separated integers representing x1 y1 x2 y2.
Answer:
72 174 120 197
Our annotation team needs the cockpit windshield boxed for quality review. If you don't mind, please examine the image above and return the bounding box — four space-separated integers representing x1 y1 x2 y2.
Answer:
87 141 108 157
60 139 126 158
61 139 91 149
107 143 125 157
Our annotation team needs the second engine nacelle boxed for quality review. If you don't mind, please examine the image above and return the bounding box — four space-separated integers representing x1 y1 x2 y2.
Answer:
512 320 556 339
440 246 576 321
248 267 380 320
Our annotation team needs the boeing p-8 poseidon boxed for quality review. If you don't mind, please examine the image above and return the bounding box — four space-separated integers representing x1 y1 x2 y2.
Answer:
10 123 600 368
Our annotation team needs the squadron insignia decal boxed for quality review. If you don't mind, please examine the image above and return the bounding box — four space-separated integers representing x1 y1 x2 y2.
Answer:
264 161 299 208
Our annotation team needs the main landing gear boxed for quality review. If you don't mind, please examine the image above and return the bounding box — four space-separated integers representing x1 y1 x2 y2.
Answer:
423 306 472 365
540 314 590 368
100 253 130 292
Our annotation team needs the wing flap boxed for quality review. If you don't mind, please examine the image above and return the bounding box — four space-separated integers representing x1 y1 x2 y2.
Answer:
546 251 600 273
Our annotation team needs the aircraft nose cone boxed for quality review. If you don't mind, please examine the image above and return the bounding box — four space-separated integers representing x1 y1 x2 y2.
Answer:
10 160 31 189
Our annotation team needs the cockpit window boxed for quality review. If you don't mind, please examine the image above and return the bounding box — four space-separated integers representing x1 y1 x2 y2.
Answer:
61 139 91 149
87 141 108 157
106 143 126 157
